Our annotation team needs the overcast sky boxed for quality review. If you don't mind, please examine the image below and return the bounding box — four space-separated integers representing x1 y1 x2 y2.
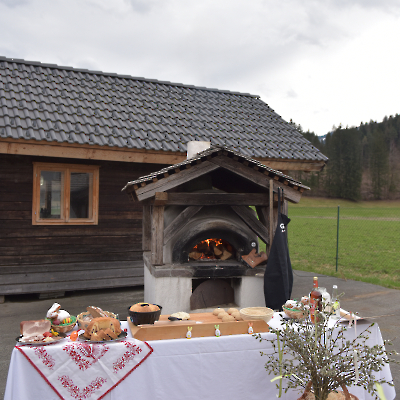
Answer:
1 0 399 136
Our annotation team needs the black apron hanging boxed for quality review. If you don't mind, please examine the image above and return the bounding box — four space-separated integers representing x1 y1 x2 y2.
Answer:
263 187 293 310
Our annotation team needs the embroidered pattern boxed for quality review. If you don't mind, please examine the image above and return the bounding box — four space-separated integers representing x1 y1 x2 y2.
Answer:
63 343 109 370
58 375 106 400
113 341 142 373
34 346 56 370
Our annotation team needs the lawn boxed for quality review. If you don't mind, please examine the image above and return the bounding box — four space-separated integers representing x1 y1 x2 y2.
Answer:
285 197 400 289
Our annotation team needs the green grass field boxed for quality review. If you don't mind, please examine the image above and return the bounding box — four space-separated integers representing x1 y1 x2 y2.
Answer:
285 197 400 289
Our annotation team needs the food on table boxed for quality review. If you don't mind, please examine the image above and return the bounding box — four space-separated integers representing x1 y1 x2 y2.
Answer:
46 302 71 325
222 315 235 322
69 331 79 341
46 302 76 333
130 303 160 313
301 296 309 305
213 308 224 316
227 308 239 315
231 311 242 321
129 302 162 325
77 307 118 330
283 300 298 309
170 312 190 320
217 311 229 319
86 306 108 318
19 319 55 343
83 317 122 341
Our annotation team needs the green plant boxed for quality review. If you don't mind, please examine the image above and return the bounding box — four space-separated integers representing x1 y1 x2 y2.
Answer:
255 309 398 400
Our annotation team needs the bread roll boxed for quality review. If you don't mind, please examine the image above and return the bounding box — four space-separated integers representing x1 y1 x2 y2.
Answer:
213 308 224 316
218 311 229 319
222 315 235 322
228 308 238 315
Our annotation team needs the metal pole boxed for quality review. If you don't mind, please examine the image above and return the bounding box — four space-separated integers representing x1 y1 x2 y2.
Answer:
336 205 340 272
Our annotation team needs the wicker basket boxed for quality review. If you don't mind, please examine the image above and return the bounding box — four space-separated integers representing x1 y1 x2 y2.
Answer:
50 315 77 333
239 307 274 323
77 311 118 330
298 381 359 400
283 306 306 320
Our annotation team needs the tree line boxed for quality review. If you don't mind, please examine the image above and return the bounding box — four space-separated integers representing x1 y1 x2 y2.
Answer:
288 114 400 201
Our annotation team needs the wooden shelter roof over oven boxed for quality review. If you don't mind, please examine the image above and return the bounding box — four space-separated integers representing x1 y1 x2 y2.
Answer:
122 145 310 204
0 56 327 171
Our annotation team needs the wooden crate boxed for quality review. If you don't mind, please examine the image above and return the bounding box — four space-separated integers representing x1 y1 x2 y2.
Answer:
127 312 269 341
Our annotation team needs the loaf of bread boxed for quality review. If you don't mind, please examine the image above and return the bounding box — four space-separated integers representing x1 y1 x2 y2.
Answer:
130 303 160 313
83 317 121 340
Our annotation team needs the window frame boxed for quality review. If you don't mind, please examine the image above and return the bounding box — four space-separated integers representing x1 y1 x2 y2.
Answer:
32 162 99 225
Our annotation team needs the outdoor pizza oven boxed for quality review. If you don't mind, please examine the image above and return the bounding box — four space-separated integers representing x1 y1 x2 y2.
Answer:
122 145 307 314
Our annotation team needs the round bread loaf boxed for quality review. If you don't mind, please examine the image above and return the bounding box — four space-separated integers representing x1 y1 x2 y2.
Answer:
83 317 121 339
130 303 160 313
222 315 235 322
213 308 224 316
228 308 238 315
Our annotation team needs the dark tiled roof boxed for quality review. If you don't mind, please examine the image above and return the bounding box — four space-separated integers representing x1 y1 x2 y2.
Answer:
0 56 327 162
122 145 310 192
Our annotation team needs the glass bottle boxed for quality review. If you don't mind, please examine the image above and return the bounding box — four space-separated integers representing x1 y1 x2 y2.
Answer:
331 284 341 320
309 276 322 323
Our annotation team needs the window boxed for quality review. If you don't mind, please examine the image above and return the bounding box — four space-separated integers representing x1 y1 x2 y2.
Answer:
32 163 99 225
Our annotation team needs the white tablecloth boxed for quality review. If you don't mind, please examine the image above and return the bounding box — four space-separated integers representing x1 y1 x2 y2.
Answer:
5 315 396 400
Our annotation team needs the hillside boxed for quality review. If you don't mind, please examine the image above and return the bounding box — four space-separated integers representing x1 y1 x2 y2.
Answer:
288 115 400 200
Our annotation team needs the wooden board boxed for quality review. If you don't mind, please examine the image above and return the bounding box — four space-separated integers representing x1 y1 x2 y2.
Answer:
127 312 269 341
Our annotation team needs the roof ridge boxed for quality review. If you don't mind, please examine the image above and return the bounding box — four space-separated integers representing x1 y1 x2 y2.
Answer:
0 55 259 98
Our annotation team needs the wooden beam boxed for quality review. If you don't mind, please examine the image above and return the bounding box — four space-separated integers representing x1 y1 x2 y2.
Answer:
163 206 203 245
210 155 303 203
255 206 269 228
0 138 326 171
142 205 151 251
151 206 164 265
0 138 185 165
135 161 220 201
154 193 271 206
230 205 269 245
154 192 168 206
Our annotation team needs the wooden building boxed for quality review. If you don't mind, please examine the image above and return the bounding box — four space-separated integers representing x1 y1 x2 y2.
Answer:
0 56 327 297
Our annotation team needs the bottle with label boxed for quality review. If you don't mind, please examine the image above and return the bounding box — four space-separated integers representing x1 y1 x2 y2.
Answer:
331 285 341 320
309 276 322 323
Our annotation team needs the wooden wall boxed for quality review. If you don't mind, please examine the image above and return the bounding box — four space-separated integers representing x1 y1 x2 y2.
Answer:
0 154 164 295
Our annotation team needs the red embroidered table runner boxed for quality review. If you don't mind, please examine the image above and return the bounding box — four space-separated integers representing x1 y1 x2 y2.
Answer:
16 338 153 400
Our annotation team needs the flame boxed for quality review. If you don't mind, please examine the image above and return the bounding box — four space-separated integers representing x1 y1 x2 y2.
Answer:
189 238 233 261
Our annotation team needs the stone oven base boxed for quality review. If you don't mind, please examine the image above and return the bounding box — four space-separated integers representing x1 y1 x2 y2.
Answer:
144 264 266 315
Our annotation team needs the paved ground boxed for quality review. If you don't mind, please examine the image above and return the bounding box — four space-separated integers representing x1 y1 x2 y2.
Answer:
1 270 399 399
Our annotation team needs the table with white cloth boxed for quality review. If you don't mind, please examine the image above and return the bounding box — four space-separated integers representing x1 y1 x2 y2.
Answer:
4 313 396 400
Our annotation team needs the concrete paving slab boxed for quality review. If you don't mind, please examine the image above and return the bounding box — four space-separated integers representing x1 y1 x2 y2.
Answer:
1 272 398 399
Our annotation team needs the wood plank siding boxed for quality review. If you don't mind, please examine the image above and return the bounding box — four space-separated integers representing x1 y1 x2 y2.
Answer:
0 154 165 295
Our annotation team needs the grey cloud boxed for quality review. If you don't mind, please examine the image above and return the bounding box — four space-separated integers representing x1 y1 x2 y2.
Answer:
0 0 29 7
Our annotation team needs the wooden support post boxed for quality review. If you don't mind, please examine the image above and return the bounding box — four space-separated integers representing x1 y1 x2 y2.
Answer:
142 205 151 251
151 205 164 265
255 205 270 252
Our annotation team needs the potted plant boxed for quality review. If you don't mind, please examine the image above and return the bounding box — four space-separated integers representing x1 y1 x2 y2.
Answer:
255 308 398 400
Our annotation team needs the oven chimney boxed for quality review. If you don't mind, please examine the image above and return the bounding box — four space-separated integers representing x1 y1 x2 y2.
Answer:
187 141 211 159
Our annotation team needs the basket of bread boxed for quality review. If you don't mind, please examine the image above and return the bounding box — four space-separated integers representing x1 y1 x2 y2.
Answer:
77 306 118 330
282 300 307 320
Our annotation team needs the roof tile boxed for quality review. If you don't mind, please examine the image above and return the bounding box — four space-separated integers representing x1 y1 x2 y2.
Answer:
0 56 327 163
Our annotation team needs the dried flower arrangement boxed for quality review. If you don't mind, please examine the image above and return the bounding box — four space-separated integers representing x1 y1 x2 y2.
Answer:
255 309 398 400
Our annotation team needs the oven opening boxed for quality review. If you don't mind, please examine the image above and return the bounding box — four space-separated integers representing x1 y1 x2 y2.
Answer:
188 238 235 261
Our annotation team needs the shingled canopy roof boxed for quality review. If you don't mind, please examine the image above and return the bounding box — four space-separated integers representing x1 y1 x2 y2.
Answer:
0 56 327 169
122 145 310 204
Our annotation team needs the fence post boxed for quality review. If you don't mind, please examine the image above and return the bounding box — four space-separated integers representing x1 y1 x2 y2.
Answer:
336 205 340 272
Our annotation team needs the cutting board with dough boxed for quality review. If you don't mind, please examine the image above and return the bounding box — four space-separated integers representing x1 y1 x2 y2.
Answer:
127 312 269 341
